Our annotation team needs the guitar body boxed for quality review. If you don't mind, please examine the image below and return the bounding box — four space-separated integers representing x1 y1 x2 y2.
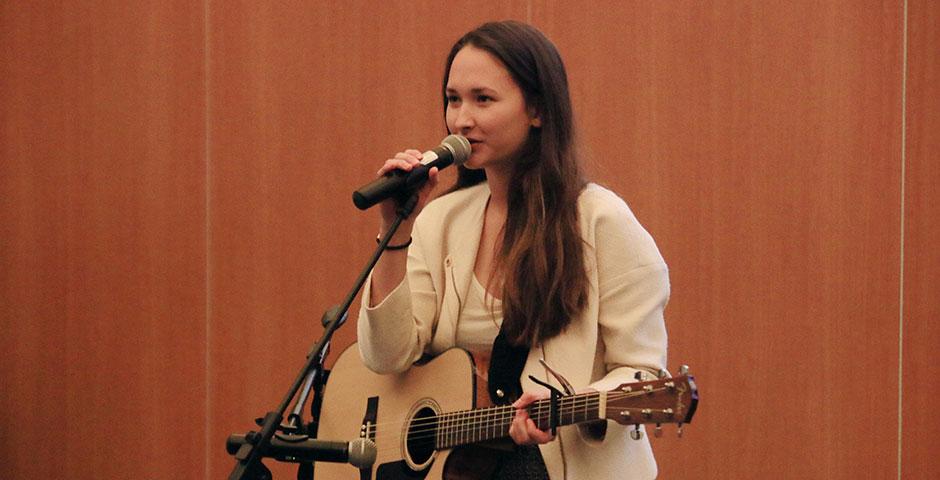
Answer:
315 344 478 480
313 343 698 479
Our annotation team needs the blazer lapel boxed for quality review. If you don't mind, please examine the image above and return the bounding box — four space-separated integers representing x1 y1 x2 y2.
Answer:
431 184 489 353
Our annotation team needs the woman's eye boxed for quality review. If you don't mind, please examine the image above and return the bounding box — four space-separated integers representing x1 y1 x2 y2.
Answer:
477 95 492 103
446 96 460 104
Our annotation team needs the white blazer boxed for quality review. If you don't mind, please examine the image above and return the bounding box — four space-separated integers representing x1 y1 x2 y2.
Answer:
358 182 670 479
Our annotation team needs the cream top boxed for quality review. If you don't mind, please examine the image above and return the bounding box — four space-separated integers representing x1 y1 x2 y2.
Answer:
454 274 503 353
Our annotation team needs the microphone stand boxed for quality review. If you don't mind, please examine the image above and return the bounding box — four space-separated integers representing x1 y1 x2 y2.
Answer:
227 193 420 480
292 307 340 480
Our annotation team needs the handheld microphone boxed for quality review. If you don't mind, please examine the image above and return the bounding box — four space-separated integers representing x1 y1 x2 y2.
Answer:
226 433 377 469
352 134 471 210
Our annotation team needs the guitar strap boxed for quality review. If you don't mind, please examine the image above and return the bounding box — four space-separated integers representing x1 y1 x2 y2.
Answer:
486 328 530 406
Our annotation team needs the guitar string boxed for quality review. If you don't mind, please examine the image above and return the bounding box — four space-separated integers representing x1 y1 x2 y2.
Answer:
363 393 595 433
362 387 670 433
365 389 677 455
355 388 679 453
363 388 671 445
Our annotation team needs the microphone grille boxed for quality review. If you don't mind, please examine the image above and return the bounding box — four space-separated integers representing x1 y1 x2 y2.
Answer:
441 134 471 166
347 438 377 469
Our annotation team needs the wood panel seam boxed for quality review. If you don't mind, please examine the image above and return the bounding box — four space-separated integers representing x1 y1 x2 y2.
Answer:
204 0 213 477
898 1 908 479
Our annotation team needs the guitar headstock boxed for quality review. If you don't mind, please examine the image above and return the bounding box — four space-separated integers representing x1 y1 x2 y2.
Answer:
603 368 698 437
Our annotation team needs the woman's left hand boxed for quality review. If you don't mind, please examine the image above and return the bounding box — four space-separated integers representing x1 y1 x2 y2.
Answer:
508 392 555 445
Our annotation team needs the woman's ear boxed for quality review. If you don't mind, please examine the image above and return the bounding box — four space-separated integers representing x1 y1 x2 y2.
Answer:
528 104 542 128
531 116 542 128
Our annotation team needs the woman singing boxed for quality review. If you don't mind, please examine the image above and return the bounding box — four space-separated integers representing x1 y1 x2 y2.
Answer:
358 20 670 480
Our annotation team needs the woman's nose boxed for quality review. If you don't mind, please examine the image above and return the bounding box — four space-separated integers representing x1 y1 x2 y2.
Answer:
453 105 475 131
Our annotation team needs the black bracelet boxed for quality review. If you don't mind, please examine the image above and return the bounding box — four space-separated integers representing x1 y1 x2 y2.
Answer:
376 235 412 250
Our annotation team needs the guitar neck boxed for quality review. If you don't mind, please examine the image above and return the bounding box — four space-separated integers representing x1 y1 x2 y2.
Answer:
435 392 600 450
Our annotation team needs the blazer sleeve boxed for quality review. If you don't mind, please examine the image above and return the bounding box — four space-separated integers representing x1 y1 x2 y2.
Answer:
585 190 670 394
357 218 440 374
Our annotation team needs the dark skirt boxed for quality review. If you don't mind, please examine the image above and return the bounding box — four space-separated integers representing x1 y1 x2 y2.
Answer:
491 445 550 480
445 443 550 480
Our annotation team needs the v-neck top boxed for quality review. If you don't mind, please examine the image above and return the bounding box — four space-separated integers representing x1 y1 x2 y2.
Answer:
454 274 503 353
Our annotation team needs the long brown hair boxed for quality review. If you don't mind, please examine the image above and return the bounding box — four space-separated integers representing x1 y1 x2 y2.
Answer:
442 21 588 346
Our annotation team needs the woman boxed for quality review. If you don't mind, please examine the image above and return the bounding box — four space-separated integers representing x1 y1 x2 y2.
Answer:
358 20 669 479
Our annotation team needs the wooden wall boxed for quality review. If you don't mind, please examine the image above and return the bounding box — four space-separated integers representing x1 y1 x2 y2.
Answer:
1 2 208 478
902 0 940 476
1 1 936 479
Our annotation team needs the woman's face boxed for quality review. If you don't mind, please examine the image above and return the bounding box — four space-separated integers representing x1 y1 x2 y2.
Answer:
445 46 540 173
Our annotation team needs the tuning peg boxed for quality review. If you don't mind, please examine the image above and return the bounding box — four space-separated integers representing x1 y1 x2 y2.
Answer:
677 423 684 438
630 425 643 440
654 424 663 438
658 368 671 379
679 365 689 376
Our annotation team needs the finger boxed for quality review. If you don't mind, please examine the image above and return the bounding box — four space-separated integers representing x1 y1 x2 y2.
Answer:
509 416 531 445
512 392 540 409
403 149 424 158
394 151 422 164
377 158 414 175
525 417 554 444
424 167 440 190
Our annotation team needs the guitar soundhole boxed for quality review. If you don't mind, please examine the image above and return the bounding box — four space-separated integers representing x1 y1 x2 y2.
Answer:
406 406 438 468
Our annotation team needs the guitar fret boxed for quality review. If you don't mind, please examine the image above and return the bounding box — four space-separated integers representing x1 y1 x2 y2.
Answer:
452 411 458 448
462 410 470 444
467 410 473 443
447 412 453 448
460 411 467 444
491 408 498 440
452 411 459 447
447 412 455 449
469 410 476 442
443 412 449 449
436 413 442 449
484 408 490 441
451 411 457 447
439 412 446 449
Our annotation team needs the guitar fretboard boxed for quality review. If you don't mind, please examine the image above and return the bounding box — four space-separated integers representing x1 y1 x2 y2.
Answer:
435 392 601 450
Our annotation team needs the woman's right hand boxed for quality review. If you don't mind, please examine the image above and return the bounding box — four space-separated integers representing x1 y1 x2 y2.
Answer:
377 149 440 234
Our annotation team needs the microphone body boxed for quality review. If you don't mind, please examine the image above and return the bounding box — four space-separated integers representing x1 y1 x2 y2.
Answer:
226 433 377 469
352 134 471 210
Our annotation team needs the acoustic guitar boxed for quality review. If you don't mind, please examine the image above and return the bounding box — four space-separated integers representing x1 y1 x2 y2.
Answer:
314 344 697 479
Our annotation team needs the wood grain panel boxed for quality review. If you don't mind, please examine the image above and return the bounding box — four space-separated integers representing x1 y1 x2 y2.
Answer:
206 2 528 477
902 1 940 478
4 1 929 478
0 2 206 478
531 1 902 478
